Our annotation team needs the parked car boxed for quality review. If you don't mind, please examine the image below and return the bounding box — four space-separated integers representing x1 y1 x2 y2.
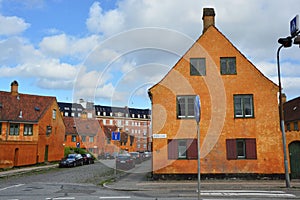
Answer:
81 153 95 165
129 152 142 164
59 153 83 168
116 154 135 170
98 152 114 160
142 151 152 160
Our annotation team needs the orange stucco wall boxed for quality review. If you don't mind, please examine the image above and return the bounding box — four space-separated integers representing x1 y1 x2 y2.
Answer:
37 101 65 163
0 100 65 168
150 26 284 175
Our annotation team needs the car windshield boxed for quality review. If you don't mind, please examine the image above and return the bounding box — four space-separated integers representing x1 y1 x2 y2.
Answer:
67 154 75 159
117 155 130 160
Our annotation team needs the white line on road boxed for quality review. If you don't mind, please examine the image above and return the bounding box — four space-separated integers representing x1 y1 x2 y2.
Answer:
99 197 131 199
200 191 296 198
0 184 24 191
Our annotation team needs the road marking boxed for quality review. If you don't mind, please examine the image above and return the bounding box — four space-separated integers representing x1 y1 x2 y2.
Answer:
99 197 131 199
0 184 24 191
200 190 296 198
46 198 75 200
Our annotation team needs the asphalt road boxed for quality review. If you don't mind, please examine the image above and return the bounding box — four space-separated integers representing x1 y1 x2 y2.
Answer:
0 159 300 200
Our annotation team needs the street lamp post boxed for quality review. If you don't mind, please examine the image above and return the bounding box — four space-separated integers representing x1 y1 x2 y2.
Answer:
276 14 300 188
276 43 291 188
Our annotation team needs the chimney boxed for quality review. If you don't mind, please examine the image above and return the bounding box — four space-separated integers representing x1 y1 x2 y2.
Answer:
202 8 215 34
11 80 19 96
282 93 287 104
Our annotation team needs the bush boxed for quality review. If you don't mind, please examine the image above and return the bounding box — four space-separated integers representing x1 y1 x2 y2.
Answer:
63 147 96 160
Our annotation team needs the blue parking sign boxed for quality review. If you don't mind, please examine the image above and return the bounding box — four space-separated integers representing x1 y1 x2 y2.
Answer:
112 131 120 141
290 15 299 37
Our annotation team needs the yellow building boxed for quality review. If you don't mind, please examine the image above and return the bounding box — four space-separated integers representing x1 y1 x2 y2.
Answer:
148 8 285 179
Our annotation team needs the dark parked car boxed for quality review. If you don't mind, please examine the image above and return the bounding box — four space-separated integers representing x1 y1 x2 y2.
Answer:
116 154 135 170
81 153 95 165
141 151 151 161
98 152 114 160
129 152 142 164
59 154 83 168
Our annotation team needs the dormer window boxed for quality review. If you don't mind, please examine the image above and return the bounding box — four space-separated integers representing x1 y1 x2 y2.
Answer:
9 123 19 136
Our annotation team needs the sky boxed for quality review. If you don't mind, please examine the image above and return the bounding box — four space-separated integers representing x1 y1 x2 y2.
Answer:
0 0 299 109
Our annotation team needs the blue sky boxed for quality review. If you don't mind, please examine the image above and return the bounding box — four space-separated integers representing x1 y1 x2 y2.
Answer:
0 0 299 109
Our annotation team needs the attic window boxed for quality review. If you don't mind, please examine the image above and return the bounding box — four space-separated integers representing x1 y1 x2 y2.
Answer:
221 57 237 75
34 106 40 111
0 103 2 108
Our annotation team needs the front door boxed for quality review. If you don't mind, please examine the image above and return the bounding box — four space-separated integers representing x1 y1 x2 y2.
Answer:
44 145 49 162
14 148 19 166
289 141 300 179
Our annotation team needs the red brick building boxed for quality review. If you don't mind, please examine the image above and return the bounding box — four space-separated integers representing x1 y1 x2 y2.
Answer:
0 81 65 168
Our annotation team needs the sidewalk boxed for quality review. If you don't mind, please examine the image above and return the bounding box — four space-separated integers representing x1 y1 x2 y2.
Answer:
0 163 58 178
105 171 300 192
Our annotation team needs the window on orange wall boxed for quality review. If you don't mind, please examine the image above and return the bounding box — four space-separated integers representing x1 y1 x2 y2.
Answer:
71 135 76 142
190 58 206 76
287 123 291 131
226 138 257 160
234 94 254 118
168 139 198 160
220 57 236 75
89 136 94 142
24 124 33 136
9 123 20 135
52 109 56 119
176 95 196 119
294 121 299 131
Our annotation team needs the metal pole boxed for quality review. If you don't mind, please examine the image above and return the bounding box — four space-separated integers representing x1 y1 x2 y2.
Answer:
277 45 291 188
197 122 201 200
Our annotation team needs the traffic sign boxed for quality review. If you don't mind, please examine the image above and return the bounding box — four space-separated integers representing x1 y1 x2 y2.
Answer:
76 142 80 148
112 131 120 141
290 15 299 37
194 95 201 123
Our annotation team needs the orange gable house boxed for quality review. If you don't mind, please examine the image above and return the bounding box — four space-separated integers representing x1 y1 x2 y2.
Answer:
148 8 285 179
73 117 105 157
0 81 65 168
284 96 300 179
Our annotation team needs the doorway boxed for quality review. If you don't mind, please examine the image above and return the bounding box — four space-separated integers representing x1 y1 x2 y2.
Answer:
14 148 19 166
289 141 300 179
44 145 49 162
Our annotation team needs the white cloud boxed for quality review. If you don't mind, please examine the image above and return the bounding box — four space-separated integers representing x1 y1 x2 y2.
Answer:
86 1 124 36
0 15 30 36
39 34 101 59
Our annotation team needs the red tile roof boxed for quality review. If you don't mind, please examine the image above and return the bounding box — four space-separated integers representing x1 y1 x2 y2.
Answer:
0 91 56 123
73 118 102 136
284 96 300 122
63 117 77 135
